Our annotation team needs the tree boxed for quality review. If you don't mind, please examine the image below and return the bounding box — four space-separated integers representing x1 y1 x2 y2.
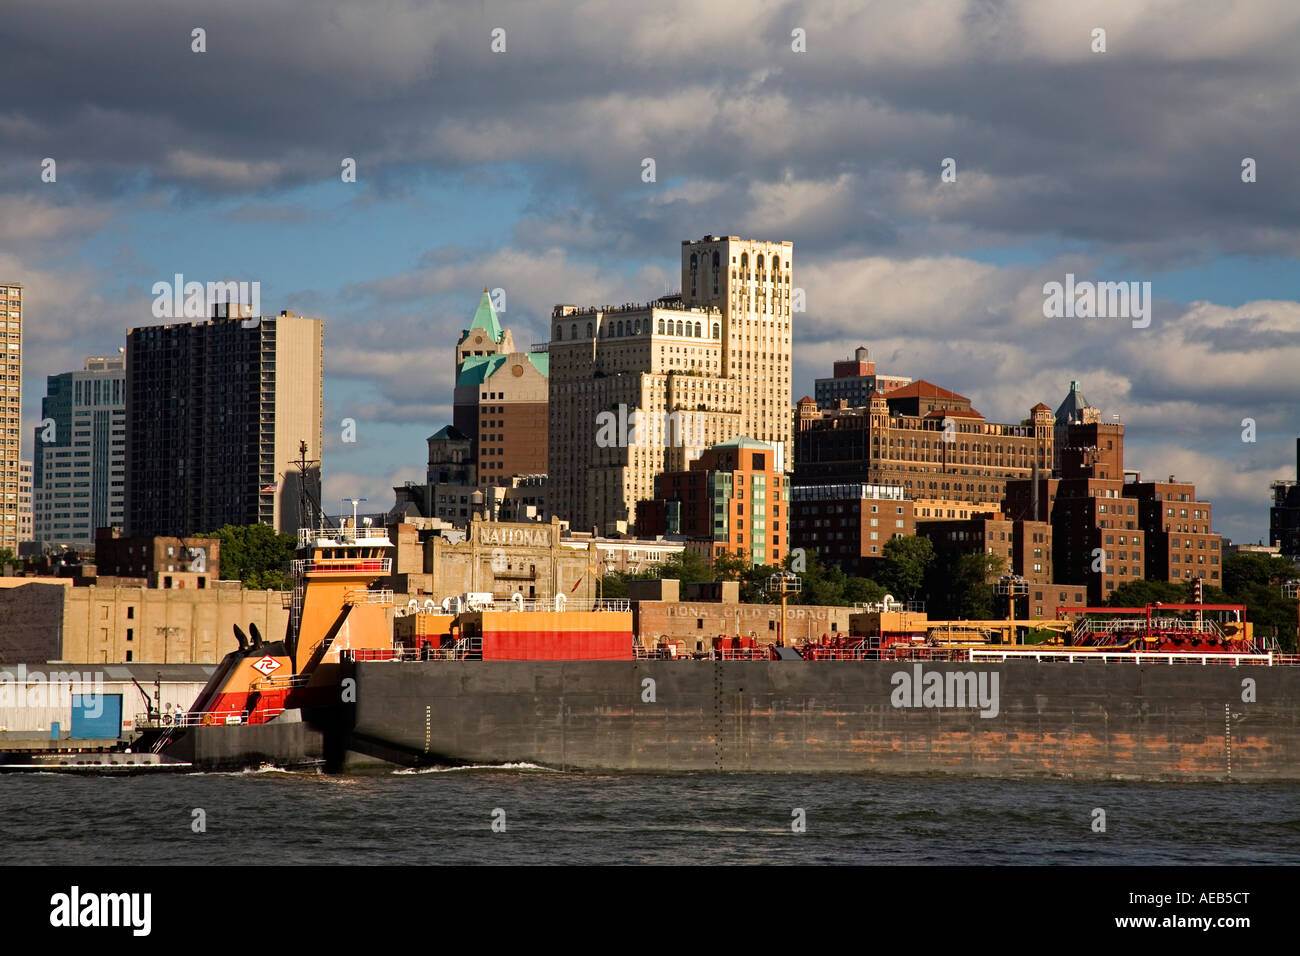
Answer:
1106 578 1185 608
1220 553 1299 652
600 574 628 599
843 576 886 606
711 550 750 582
629 548 713 584
739 562 779 603
798 551 850 606
202 524 297 590
876 536 934 601
951 551 1004 620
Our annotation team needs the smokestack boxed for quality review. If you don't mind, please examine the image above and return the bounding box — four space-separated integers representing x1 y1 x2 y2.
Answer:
1295 437 1299 482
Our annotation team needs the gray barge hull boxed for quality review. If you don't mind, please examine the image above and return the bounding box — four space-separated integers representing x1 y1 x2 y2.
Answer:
348 659 1300 780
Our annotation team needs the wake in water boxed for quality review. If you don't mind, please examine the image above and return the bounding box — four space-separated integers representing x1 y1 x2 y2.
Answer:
391 762 558 775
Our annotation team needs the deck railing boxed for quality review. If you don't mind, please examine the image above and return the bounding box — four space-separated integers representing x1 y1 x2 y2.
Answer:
291 557 392 575
345 588 395 606
969 648 1275 666
298 527 393 548
135 707 286 729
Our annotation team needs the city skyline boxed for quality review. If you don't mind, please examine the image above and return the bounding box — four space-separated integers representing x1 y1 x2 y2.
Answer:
2 1 1298 545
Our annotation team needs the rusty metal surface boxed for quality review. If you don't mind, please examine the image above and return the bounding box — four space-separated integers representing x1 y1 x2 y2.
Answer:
351 660 1300 780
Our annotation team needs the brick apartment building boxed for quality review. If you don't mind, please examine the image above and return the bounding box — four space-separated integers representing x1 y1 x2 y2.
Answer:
915 513 1054 585
793 388 1055 514
635 436 787 568
788 483 915 575
1002 384 1221 603
813 346 911 410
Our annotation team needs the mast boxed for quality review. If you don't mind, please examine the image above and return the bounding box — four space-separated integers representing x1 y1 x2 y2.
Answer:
294 439 328 534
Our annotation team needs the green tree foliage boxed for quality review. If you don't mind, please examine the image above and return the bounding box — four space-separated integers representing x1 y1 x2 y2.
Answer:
738 562 779 603
876 536 934 601
600 574 628 599
202 523 297 590
710 550 750 582
952 552 1006 620
611 547 884 607
625 548 713 584
775 549 882 607
1220 552 1299 651
843 576 887 606
921 549 1006 619
1105 578 1185 608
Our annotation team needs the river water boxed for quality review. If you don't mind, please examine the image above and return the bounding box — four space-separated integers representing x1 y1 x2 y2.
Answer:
3 768 1297 865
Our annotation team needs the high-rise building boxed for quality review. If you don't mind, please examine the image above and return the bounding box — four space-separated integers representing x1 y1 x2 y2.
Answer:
452 290 548 486
1002 382 1221 603
33 355 126 546
454 289 515 379
548 235 793 535
635 436 788 567
793 387 1056 516
1126 475 1221 586
18 460 31 544
125 310 323 537
915 513 1054 585
0 282 22 551
1269 439 1300 561
814 346 911 409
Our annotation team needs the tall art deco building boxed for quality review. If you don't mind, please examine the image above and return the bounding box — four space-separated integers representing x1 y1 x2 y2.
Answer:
0 282 22 550
548 236 793 535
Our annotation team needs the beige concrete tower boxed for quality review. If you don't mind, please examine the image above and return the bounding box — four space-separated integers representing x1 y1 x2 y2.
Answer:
547 236 792 536
0 282 22 551
680 236 794 456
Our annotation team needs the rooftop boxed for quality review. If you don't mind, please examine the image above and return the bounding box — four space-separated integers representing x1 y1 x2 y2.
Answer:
1055 379 1095 424
466 288 504 343
885 380 971 403
455 352 548 386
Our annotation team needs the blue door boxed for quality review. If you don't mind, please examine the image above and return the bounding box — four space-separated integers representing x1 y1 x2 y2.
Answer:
70 694 122 739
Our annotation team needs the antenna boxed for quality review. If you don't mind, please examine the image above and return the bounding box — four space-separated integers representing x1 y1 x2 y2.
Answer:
294 440 327 533
343 497 368 537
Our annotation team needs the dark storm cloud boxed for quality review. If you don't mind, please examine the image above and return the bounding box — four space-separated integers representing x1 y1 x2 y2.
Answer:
2 0 1298 262
3 0 1299 540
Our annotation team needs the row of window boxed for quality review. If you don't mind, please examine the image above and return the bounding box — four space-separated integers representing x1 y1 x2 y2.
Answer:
555 318 724 341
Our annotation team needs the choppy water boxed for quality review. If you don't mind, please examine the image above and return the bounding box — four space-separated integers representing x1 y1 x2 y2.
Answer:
3 769 1297 865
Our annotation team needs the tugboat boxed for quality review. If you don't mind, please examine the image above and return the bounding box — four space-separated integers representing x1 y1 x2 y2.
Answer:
136 501 398 771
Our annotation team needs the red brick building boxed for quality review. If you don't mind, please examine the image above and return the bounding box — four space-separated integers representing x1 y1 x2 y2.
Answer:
635 437 787 568
915 512 1054 585
1124 476 1222 586
1002 383 1221 603
788 483 915 575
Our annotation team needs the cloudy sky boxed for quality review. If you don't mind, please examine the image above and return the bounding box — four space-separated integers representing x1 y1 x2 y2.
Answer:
2 0 1298 544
